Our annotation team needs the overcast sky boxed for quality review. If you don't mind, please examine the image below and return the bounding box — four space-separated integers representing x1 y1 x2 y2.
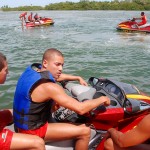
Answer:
0 0 111 7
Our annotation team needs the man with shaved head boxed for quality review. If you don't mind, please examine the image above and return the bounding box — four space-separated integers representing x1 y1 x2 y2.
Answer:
13 48 110 150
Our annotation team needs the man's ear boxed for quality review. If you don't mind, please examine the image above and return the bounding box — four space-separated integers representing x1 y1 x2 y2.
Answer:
43 59 48 68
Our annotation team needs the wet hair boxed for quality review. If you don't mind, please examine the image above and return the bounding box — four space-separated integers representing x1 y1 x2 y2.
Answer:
0 52 6 71
42 48 63 62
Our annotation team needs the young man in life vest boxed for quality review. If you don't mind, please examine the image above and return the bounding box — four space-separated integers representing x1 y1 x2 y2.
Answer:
34 13 41 24
28 12 34 22
0 52 45 150
19 12 27 28
133 12 147 28
104 114 150 150
19 12 27 22
13 48 110 150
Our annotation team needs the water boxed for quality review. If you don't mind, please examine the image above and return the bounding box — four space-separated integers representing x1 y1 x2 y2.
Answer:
0 10 150 109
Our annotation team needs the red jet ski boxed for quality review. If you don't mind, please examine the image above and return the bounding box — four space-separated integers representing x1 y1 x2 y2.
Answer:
52 77 150 149
116 19 150 33
8 77 150 149
25 17 54 28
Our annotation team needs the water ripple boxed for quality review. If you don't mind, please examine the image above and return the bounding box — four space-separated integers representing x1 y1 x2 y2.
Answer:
0 10 150 109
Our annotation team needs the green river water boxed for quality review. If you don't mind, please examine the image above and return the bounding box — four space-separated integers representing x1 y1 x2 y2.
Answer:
0 10 150 109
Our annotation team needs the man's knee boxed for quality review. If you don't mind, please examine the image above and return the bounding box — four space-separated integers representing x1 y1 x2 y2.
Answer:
80 125 91 138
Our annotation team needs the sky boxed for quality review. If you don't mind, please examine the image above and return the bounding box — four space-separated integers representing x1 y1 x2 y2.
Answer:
0 0 111 8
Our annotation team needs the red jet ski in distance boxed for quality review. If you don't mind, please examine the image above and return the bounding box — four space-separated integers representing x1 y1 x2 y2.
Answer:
8 77 150 150
116 19 150 33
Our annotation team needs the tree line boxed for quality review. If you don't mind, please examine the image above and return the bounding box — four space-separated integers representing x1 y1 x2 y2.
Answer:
1 0 150 11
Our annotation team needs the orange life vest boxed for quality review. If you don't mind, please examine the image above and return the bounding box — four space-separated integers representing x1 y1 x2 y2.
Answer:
19 12 27 19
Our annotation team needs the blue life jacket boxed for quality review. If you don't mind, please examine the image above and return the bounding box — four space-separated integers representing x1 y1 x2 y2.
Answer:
13 63 55 130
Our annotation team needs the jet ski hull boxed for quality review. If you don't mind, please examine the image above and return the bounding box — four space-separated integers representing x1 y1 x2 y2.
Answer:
26 18 54 28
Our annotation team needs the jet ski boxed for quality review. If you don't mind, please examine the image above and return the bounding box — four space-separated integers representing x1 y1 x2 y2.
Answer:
25 17 54 28
7 77 150 150
116 19 150 33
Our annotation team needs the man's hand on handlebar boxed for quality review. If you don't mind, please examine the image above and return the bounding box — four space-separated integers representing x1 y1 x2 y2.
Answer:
104 97 111 106
78 77 88 86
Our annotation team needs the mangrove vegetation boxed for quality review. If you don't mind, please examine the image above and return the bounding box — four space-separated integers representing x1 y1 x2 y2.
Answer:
1 0 150 11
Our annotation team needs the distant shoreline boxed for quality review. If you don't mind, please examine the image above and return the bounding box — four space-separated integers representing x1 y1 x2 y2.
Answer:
1 1 150 11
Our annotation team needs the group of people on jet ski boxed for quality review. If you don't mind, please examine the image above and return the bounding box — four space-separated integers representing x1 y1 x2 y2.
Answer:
0 49 150 150
19 12 42 24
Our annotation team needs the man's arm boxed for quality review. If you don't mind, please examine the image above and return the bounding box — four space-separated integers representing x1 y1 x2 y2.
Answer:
43 82 110 115
56 73 88 86
108 114 150 148
133 17 142 21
